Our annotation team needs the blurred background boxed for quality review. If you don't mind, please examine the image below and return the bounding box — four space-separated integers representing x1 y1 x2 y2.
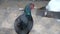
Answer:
0 0 60 34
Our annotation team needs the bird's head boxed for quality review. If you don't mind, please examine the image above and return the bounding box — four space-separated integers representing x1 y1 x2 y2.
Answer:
29 3 34 10
24 3 34 16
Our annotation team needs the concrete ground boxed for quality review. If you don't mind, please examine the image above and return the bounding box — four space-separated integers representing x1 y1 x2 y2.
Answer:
0 1 60 34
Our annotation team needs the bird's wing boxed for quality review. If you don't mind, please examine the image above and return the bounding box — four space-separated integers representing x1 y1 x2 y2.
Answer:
14 16 21 26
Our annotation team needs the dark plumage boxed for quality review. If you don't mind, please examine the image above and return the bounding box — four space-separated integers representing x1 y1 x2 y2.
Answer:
14 3 34 34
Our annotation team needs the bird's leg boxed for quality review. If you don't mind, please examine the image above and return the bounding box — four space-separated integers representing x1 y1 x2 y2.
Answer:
27 31 30 34
17 33 19 34
27 32 29 34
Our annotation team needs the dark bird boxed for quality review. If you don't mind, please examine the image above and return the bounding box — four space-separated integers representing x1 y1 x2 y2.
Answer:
14 3 34 34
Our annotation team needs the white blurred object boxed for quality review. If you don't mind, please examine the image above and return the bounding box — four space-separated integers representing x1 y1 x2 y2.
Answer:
19 8 24 11
45 12 47 16
34 7 38 9
56 19 60 22
46 0 60 12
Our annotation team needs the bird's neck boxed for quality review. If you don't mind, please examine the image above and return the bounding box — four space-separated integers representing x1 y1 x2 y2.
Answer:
26 15 32 21
24 9 31 16
24 9 32 19
25 13 32 18
24 5 32 16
